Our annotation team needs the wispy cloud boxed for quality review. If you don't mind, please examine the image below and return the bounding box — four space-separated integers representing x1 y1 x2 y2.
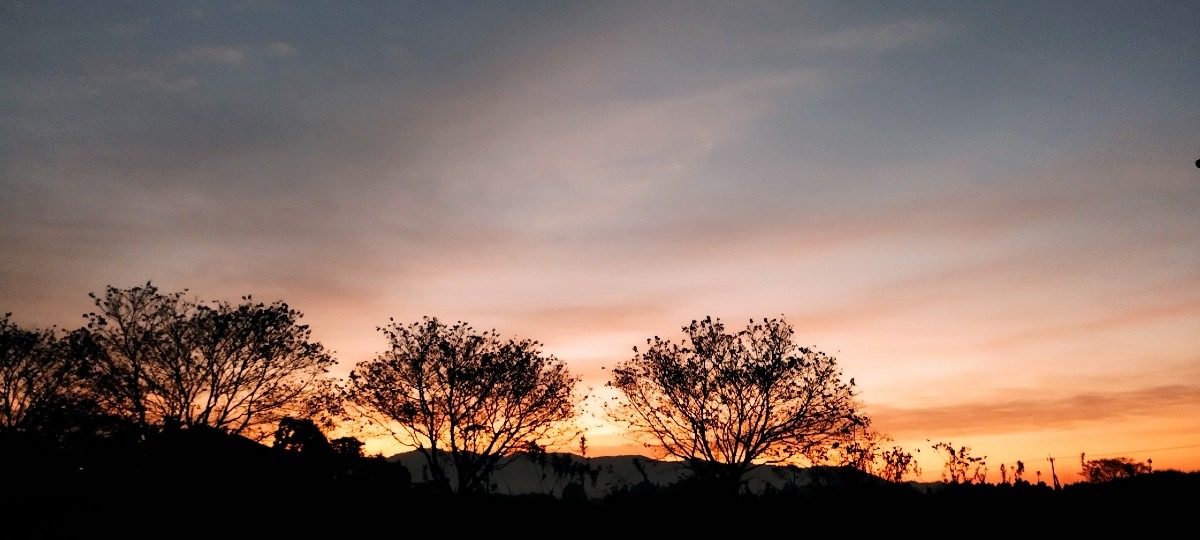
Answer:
168 41 297 67
868 384 1200 438
406 68 827 237
263 41 294 57
807 19 948 53
177 45 247 65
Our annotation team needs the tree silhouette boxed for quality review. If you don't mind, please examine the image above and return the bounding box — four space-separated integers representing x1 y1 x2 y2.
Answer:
330 436 365 459
73 282 339 441
0 314 74 432
1079 454 1151 483
344 316 582 495
273 415 334 457
606 316 866 496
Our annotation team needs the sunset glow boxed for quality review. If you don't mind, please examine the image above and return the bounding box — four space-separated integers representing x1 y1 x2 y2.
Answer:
3 1 1198 486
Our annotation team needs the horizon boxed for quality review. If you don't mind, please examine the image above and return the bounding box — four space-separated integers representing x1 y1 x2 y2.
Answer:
3 2 1198 487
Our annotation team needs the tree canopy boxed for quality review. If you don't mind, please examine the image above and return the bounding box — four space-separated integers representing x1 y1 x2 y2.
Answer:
606 315 866 495
345 316 582 495
73 283 339 441
1080 454 1152 483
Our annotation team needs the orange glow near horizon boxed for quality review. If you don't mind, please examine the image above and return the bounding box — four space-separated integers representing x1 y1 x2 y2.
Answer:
348 370 1200 487
332 302 1200 488
358 431 1200 487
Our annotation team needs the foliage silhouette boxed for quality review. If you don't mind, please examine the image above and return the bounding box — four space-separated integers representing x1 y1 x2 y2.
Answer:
344 316 582 495
525 437 601 500
606 316 866 496
274 415 336 456
1079 453 1152 483
272 415 412 492
998 460 1027 484
828 428 921 483
931 441 988 484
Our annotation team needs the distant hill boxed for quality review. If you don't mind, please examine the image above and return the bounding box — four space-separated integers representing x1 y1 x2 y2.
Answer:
387 450 887 498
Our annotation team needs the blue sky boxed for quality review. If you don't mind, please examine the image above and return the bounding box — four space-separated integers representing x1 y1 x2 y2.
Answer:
3 1 1199 481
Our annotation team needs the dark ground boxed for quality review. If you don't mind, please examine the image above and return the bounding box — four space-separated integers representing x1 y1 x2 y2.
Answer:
2 427 1195 537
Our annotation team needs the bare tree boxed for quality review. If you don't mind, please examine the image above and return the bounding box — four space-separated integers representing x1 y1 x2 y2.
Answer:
0 314 73 432
345 316 581 495
184 297 339 438
606 315 866 495
76 283 338 440
78 283 185 432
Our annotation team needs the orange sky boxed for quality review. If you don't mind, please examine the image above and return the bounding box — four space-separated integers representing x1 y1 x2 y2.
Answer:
2 2 1198 486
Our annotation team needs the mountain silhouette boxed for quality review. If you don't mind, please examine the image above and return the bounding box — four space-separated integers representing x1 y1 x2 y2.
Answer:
386 450 891 498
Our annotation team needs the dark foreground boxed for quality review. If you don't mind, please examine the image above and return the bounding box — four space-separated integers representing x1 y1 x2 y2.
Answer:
3 427 1195 537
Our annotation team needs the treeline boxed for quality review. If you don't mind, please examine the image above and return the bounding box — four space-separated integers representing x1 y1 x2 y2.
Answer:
2 282 1189 518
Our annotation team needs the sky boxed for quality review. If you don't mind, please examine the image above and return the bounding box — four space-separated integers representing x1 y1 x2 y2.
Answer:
3 1 1199 484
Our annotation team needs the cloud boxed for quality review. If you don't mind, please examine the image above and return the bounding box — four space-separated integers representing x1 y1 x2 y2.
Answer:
975 294 1200 351
263 41 294 57
807 19 948 53
109 22 142 36
406 67 826 240
178 45 247 65
867 384 1200 438
122 69 198 91
169 41 298 67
